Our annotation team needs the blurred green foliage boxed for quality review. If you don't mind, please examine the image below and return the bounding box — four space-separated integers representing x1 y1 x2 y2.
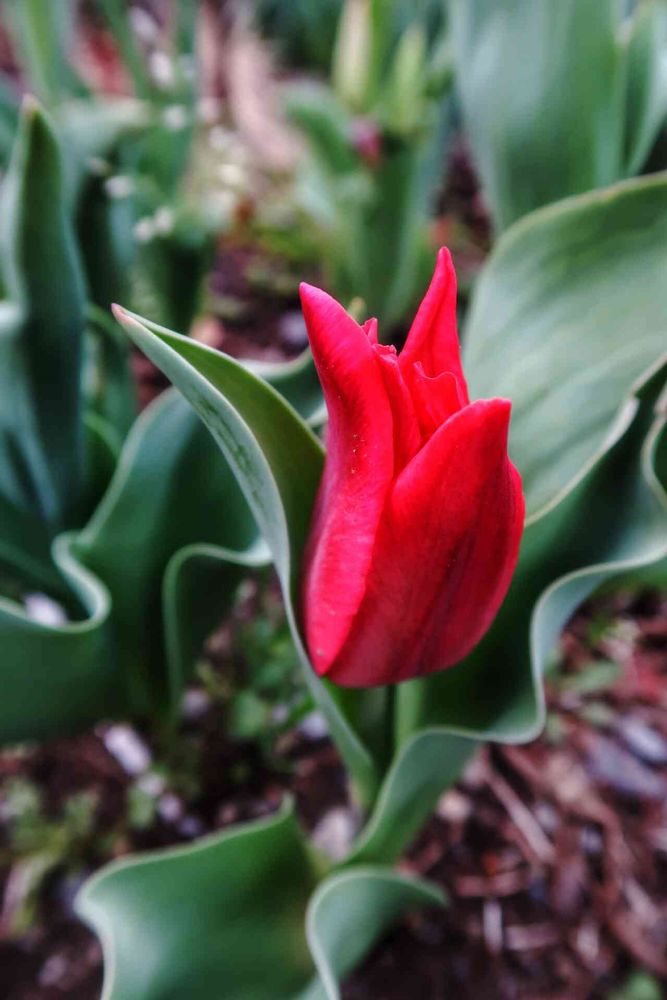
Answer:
286 0 453 335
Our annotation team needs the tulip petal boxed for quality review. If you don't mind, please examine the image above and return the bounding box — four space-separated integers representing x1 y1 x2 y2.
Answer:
300 284 395 675
399 247 470 403
372 347 422 473
411 364 465 439
327 399 524 686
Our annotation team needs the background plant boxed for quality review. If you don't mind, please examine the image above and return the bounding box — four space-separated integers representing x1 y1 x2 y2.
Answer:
78 162 667 996
450 0 667 230
285 0 453 335
0 99 322 744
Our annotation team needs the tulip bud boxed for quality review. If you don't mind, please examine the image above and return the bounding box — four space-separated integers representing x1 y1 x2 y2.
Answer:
300 248 524 687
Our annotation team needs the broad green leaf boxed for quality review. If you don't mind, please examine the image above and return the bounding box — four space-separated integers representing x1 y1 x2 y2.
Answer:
0 387 260 742
72 389 259 716
0 534 118 743
450 0 658 229
77 803 444 1000
0 99 86 531
464 172 667 517
286 83 358 176
76 803 318 1000
114 309 380 805
302 866 444 1000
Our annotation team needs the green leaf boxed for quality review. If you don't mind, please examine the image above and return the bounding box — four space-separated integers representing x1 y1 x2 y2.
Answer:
0 386 260 741
77 802 444 1000
76 803 318 1000
0 534 118 743
303 866 445 1000
4 0 87 104
345 732 474 866
0 75 19 169
114 309 380 805
246 349 326 428
72 389 260 716
162 541 264 716
554 658 621 695
84 306 137 446
450 0 656 229
96 0 157 102
0 98 86 531
622 0 667 176
463 172 667 518
286 83 358 176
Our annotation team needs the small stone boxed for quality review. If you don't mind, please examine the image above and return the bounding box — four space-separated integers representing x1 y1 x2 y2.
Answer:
136 772 165 797
618 717 667 765
39 954 67 987
24 593 67 626
182 688 211 721
103 725 151 775
311 807 359 861
158 793 184 823
436 789 471 823
179 815 206 838
298 711 328 740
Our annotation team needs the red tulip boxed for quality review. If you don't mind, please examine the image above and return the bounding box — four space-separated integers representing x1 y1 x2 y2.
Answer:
300 248 524 687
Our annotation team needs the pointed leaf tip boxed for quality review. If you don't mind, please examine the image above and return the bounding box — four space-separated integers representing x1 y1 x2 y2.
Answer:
20 94 41 118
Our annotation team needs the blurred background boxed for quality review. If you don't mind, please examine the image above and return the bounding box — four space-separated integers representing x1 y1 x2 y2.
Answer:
0 1 666 998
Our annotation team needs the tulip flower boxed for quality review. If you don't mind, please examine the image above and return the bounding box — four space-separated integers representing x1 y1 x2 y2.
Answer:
300 248 524 687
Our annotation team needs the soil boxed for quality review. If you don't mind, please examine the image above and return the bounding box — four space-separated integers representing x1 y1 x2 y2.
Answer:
1 586 666 1000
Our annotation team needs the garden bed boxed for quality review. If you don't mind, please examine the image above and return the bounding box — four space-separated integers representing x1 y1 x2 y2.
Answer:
1 583 665 1000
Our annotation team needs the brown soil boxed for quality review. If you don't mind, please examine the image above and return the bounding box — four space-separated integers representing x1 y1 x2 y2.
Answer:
1 587 666 1000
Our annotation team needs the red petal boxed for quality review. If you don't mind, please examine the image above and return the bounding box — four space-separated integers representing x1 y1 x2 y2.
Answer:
363 317 379 344
399 247 470 403
326 399 524 686
372 346 422 473
300 283 395 676
411 363 465 438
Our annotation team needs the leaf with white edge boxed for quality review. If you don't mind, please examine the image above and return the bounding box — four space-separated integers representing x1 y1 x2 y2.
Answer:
77 806 445 1000
464 172 667 518
76 802 318 1000
345 733 475 866
0 533 118 743
114 308 380 806
0 389 260 742
71 389 260 716
302 867 445 1000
